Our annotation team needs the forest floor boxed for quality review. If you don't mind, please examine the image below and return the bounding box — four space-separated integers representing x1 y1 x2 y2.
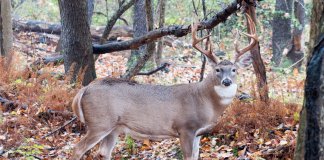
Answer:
0 31 304 159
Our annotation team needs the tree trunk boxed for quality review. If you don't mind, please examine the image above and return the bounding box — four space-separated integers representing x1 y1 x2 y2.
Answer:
124 0 149 78
286 0 305 70
304 37 324 159
155 0 166 65
128 0 147 65
58 0 96 86
199 0 208 82
0 0 13 56
145 0 155 64
56 0 94 53
0 1 3 56
87 0 94 24
271 0 293 66
245 1 269 102
294 0 324 159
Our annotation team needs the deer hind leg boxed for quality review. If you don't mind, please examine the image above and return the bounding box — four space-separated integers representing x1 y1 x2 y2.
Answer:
179 131 197 160
71 129 112 160
98 129 119 160
192 136 201 159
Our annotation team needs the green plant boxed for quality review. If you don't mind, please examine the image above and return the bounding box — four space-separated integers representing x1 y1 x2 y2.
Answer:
173 147 183 160
8 141 44 160
232 147 239 157
125 135 135 154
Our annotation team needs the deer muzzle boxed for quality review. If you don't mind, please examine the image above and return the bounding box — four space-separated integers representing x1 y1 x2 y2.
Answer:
222 78 232 87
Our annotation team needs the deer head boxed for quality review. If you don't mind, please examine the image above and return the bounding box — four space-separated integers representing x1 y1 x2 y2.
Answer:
192 14 258 87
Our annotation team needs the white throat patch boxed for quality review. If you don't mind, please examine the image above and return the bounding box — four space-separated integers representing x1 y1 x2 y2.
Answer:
214 84 237 105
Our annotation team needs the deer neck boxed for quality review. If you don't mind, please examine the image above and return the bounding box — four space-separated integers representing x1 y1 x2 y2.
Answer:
198 74 237 112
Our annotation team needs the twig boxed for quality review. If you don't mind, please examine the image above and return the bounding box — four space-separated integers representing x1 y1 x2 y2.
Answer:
137 62 170 75
93 11 108 17
41 116 77 139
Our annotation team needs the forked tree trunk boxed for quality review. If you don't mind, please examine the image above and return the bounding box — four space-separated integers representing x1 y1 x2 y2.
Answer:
245 1 269 102
0 0 13 56
124 0 155 79
58 0 96 85
271 0 293 66
294 0 324 159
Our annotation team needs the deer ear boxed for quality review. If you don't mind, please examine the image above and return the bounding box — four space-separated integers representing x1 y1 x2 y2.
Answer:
235 52 252 68
206 56 218 67
205 56 217 67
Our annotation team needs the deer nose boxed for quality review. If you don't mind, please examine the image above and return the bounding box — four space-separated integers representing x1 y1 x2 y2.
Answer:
222 78 232 87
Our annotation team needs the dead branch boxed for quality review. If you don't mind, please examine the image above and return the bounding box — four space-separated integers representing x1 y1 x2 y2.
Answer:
41 116 77 139
93 0 243 54
32 55 64 66
137 62 170 75
12 19 133 41
100 0 135 44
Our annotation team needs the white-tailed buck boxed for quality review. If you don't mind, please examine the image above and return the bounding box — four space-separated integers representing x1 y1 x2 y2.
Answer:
71 14 258 160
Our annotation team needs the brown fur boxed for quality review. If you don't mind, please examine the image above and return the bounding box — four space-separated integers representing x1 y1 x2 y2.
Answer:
91 77 138 86
71 62 238 160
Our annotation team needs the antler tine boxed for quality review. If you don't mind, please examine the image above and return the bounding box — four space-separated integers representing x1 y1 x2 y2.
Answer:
234 14 259 62
191 23 217 64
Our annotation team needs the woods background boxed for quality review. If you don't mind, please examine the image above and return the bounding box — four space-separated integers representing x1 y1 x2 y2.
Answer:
0 0 323 159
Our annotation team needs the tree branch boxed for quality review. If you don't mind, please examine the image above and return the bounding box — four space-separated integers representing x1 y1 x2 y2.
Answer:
100 0 135 44
137 62 170 75
93 0 243 54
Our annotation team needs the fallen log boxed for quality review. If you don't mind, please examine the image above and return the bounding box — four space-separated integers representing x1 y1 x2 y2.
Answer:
32 55 64 66
12 19 133 40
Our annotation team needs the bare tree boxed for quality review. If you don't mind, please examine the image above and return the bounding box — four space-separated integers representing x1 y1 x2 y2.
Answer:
58 0 96 85
0 0 13 56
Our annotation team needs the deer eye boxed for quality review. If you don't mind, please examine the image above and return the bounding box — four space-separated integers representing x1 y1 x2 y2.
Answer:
215 69 220 72
232 69 236 72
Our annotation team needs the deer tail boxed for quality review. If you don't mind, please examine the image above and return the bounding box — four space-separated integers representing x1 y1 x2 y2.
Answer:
72 87 87 123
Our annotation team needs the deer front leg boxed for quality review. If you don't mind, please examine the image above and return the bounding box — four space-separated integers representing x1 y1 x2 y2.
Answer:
179 131 200 160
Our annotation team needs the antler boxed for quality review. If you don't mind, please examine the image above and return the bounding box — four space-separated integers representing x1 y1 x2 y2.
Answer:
234 14 258 62
191 23 217 64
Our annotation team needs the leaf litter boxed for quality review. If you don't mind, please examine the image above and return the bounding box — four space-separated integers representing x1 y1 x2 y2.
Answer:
0 31 304 159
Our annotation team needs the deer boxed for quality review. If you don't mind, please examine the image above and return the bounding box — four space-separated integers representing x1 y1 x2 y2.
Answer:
71 14 258 160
